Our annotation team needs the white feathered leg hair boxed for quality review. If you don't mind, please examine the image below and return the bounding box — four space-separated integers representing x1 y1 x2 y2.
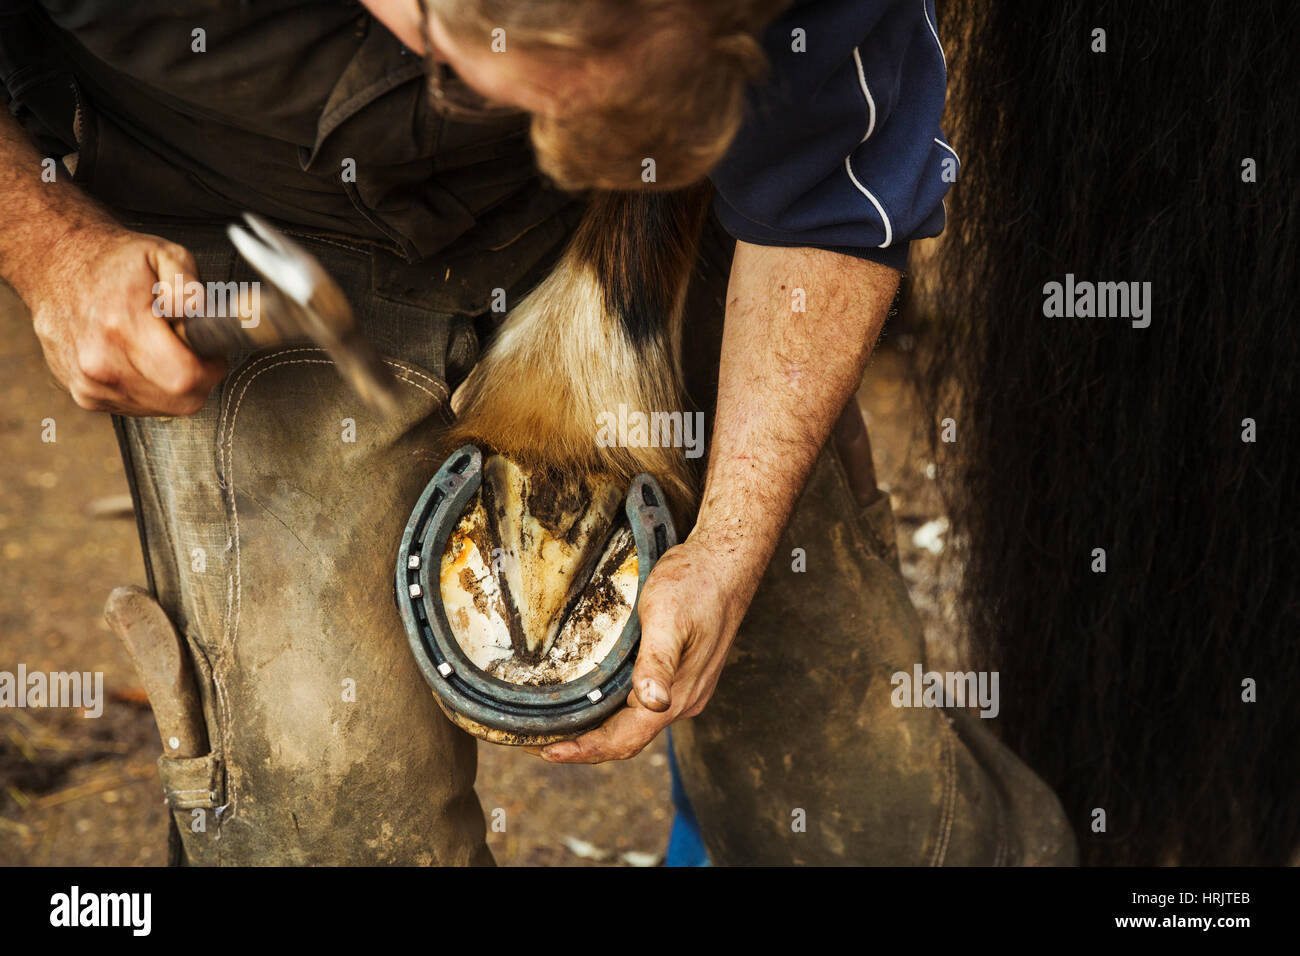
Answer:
449 183 713 516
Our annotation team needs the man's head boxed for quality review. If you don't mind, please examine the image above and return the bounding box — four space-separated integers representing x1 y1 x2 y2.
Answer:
364 0 789 190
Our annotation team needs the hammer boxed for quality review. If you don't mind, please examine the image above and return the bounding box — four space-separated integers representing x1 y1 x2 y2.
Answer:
167 212 400 417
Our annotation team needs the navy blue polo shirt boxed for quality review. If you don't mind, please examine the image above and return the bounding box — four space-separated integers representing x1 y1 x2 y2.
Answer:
711 0 956 271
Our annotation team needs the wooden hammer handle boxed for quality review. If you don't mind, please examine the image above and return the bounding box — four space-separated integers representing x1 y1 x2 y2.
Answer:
170 313 253 357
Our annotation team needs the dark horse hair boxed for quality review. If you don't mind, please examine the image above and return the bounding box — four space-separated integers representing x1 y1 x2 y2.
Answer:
916 0 1300 864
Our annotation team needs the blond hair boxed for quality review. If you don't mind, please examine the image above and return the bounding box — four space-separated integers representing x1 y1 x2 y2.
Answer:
430 0 791 190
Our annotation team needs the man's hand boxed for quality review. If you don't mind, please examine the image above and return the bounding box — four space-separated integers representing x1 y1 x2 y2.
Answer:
538 241 900 764
0 108 224 418
27 225 226 417
536 531 758 763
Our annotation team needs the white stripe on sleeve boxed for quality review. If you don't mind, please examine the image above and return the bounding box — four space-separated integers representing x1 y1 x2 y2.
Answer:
844 156 894 248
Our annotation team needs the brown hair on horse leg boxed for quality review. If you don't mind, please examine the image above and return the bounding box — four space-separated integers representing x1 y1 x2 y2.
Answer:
449 183 713 515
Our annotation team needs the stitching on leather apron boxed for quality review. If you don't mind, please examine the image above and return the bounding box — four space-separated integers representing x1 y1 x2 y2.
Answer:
213 347 448 824
990 753 1010 866
993 796 1009 867
929 727 957 866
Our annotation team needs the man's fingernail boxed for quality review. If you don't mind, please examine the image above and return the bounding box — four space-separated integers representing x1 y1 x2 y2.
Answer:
641 679 669 707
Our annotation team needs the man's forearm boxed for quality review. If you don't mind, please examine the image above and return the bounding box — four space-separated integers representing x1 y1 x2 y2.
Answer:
0 107 114 302
692 240 899 593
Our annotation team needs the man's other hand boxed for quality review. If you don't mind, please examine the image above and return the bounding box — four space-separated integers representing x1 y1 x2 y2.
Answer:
534 532 754 764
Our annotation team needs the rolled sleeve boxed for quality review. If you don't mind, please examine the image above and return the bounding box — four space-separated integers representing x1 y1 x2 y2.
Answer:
710 0 956 271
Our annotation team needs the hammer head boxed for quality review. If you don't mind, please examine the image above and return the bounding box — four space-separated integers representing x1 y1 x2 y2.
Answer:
228 213 401 416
